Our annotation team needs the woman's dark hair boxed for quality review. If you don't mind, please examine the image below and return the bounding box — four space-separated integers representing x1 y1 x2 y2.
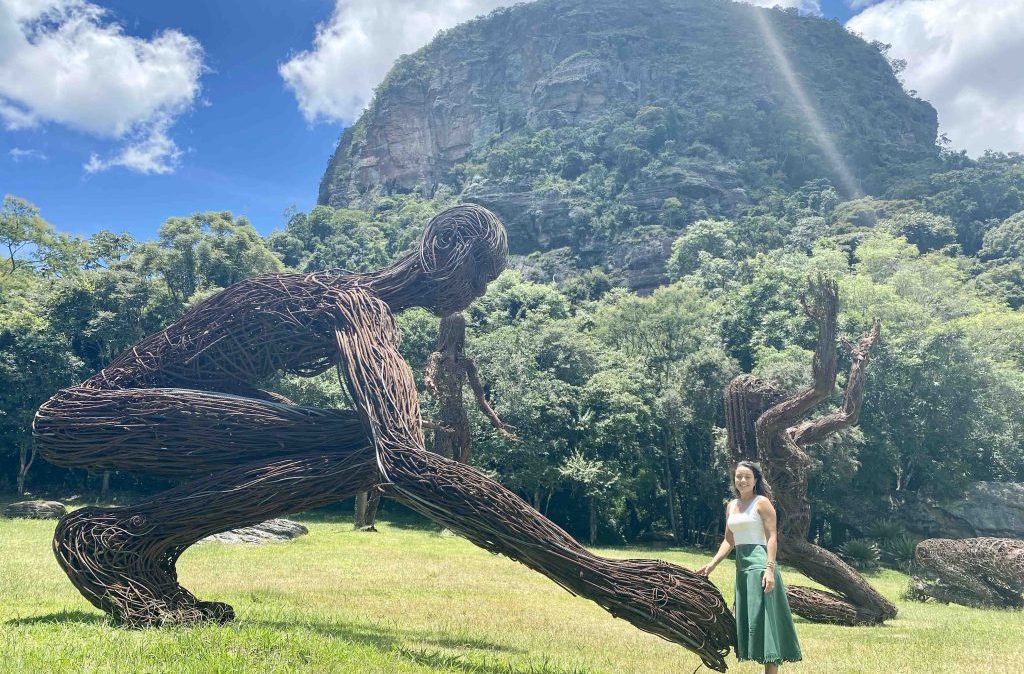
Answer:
732 460 774 501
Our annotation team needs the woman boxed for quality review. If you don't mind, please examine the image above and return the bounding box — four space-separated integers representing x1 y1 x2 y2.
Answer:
697 460 802 672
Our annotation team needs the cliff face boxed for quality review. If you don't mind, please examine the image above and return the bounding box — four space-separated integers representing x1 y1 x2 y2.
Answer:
319 0 938 290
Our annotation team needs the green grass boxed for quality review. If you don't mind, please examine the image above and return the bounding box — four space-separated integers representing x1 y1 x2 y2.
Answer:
1 515 1020 673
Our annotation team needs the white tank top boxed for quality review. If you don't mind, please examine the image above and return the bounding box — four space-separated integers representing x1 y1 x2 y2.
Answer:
727 495 767 546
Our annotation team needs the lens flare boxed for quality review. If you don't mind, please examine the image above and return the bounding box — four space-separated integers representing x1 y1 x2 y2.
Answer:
751 8 863 198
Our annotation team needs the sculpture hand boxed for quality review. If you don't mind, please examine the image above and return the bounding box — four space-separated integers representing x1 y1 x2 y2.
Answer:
495 423 519 441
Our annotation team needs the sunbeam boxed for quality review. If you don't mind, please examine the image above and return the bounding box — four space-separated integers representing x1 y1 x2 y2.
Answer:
751 8 863 197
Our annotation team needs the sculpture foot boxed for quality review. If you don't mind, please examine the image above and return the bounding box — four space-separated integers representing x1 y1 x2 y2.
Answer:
54 507 235 627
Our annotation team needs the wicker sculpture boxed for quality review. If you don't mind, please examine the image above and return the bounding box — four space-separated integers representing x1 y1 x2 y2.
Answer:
907 537 1024 609
35 204 735 672
725 277 896 626
425 312 516 462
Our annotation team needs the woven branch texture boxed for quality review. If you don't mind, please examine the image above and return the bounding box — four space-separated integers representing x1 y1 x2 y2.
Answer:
908 537 1024 608
35 204 735 671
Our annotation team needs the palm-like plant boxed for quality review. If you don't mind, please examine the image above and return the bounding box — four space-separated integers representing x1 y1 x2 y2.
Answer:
838 538 881 571
867 518 905 544
881 534 920 571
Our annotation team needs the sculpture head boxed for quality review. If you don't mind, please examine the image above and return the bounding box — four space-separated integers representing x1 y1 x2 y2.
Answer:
414 204 508 316
362 204 508 316
437 312 467 354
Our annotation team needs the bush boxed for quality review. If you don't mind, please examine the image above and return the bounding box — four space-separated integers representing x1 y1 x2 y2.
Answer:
881 534 921 571
838 538 881 571
867 518 906 544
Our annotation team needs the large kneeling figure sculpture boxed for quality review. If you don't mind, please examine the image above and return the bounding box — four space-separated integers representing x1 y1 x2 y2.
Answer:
35 205 735 671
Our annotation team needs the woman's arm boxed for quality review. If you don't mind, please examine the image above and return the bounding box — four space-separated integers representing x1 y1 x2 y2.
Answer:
696 503 735 576
759 498 779 593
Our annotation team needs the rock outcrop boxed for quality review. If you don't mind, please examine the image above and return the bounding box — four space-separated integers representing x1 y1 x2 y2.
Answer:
2 500 66 519
901 482 1024 540
200 518 309 545
318 0 938 290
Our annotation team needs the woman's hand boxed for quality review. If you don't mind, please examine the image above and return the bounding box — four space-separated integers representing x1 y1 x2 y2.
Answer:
696 562 716 577
762 569 776 593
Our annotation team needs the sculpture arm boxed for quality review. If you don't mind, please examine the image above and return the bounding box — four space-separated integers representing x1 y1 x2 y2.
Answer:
755 277 839 448
789 321 880 447
327 291 734 671
464 359 517 440
424 351 443 397
331 291 425 462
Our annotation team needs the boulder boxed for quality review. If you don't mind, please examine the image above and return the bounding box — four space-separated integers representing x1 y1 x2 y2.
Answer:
902 482 1024 540
200 518 309 544
2 500 66 519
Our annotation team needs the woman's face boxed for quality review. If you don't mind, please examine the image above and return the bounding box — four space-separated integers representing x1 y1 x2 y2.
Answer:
734 466 756 496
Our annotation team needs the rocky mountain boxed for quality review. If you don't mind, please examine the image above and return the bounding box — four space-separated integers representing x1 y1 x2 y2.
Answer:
319 0 939 290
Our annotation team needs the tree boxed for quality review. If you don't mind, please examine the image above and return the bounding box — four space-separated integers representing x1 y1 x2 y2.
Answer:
151 212 283 305
667 220 738 280
0 196 52 275
0 274 81 493
471 321 582 510
559 450 619 544
591 283 734 543
876 210 956 252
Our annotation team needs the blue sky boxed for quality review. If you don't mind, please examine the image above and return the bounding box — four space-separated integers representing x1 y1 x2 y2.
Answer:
2 0 338 239
2 0 1022 241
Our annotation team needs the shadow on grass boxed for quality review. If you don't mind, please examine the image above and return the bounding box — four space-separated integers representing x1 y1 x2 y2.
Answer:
9 612 586 672
253 617 589 673
393 647 593 674
254 616 519 653
292 500 443 533
6 610 106 626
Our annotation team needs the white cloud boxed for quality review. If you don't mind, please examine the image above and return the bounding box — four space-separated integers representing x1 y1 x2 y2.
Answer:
9 146 47 161
847 0 1024 156
0 0 204 173
279 0 515 124
83 119 181 174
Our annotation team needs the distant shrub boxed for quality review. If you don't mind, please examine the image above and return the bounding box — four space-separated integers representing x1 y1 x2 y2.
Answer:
839 538 881 571
881 534 921 571
867 518 906 544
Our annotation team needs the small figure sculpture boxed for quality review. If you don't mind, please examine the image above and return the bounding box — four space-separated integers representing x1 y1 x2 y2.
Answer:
425 312 516 463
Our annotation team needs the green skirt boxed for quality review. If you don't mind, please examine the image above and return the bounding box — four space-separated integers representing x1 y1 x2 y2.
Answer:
734 544 803 666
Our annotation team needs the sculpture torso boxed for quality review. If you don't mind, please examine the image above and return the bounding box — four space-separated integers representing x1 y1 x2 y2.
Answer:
84 271 372 393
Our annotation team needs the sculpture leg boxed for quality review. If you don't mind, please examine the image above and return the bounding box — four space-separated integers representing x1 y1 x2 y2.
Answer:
55 449 378 626
37 384 378 624
35 386 364 479
379 448 736 673
779 536 897 624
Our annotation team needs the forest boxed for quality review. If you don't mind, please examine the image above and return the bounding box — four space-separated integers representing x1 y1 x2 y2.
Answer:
3 150 1023 571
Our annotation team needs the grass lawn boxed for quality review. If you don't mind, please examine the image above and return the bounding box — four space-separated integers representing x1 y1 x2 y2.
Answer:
1 513 1021 673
